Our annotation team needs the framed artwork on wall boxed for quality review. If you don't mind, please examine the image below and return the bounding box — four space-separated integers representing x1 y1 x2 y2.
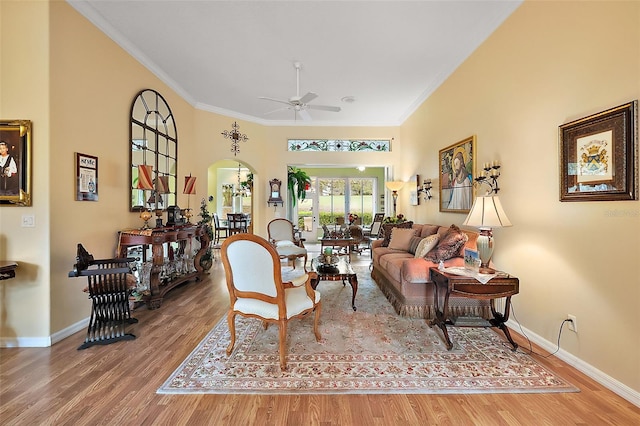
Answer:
439 135 476 213
409 174 419 206
559 100 638 201
76 153 98 201
0 119 32 206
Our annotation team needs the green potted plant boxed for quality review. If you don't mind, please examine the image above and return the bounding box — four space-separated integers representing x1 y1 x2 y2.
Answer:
287 166 311 206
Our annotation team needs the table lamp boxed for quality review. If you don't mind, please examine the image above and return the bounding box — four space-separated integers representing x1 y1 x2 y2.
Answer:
154 175 171 227
183 174 197 223
462 195 512 273
137 165 154 229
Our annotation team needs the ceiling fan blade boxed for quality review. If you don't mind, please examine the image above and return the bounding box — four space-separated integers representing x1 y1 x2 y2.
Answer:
259 96 292 106
299 92 318 104
307 104 341 112
297 108 312 121
264 106 290 115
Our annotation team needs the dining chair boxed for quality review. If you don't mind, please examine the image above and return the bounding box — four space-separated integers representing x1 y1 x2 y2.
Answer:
221 233 321 370
227 213 248 234
213 213 230 243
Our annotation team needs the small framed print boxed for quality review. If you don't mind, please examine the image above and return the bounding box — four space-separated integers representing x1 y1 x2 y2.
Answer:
464 248 480 271
559 101 637 201
76 152 98 201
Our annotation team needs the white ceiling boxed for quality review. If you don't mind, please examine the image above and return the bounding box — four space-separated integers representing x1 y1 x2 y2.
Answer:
69 0 522 127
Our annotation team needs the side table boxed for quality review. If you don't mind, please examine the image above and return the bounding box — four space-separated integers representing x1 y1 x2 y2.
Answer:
429 267 519 351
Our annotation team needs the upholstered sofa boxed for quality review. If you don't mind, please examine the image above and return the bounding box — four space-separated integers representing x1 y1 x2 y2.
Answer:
371 222 490 319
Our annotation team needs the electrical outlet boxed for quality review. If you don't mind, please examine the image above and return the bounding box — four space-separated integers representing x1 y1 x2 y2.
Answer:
567 314 577 333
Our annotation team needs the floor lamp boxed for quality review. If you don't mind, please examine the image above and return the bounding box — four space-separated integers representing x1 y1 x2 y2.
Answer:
462 195 512 273
385 181 405 217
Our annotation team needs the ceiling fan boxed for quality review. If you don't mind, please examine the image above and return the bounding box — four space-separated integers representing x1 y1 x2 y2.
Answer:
259 62 341 121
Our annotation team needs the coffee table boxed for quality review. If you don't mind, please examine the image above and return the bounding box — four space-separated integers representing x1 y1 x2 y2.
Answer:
319 237 356 259
310 257 358 311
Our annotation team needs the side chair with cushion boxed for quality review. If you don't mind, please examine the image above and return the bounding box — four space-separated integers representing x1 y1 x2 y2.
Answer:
221 233 322 370
363 213 385 256
267 218 308 271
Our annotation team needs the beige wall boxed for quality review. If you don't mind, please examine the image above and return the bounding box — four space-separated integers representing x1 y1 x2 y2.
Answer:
401 0 639 393
1 0 638 399
1 0 52 343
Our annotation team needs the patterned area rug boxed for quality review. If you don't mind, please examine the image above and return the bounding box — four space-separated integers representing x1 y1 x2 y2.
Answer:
158 267 579 394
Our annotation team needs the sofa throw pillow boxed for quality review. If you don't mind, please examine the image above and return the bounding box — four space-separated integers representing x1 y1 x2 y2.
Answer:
425 224 468 262
414 234 439 258
380 221 414 247
388 228 417 251
407 236 424 255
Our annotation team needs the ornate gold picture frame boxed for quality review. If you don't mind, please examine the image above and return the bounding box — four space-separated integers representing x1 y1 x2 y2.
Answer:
0 120 32 206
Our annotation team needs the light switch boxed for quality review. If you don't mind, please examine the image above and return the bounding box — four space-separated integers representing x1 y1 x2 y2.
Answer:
21 215 35 227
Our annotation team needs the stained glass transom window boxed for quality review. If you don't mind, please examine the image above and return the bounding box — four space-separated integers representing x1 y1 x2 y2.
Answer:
288 139 390 152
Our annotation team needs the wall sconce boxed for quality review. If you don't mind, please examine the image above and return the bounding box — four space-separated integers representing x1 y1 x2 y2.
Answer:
474 160 501 195
417 177 432 201
385 181 404 217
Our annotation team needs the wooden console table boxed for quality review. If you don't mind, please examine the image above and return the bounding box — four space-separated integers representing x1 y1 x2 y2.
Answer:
117 225 209 309
429 267 519 351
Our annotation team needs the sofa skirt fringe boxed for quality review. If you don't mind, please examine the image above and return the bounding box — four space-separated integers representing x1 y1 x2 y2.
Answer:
371 266 491 320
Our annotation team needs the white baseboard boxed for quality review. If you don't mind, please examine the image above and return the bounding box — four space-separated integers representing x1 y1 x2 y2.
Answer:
0 317 88 348
506 319 640 408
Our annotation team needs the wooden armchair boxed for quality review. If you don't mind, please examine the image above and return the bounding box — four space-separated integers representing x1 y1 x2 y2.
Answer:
68 244 138 350
221 233 321 370
267 218 308 270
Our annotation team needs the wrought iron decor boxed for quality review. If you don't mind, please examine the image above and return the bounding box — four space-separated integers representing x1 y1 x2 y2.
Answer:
559 100 637 201
222 121 249 156
288 139 390 152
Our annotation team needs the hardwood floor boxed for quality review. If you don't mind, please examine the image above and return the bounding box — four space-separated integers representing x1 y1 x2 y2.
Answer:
1 245 639 425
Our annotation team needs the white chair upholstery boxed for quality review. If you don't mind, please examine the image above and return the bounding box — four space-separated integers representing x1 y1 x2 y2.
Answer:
221 233 321 370
267 218 308 271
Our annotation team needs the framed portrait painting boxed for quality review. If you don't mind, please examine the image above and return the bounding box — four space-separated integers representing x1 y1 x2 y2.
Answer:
559 101 637 201
439 135 476 213
0 119 32 206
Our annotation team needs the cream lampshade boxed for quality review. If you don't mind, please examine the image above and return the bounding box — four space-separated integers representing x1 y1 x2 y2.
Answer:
462 195 512 273
385 181 405 217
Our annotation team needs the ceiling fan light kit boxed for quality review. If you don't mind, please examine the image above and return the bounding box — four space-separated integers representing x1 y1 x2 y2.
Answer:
259 62 341 121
